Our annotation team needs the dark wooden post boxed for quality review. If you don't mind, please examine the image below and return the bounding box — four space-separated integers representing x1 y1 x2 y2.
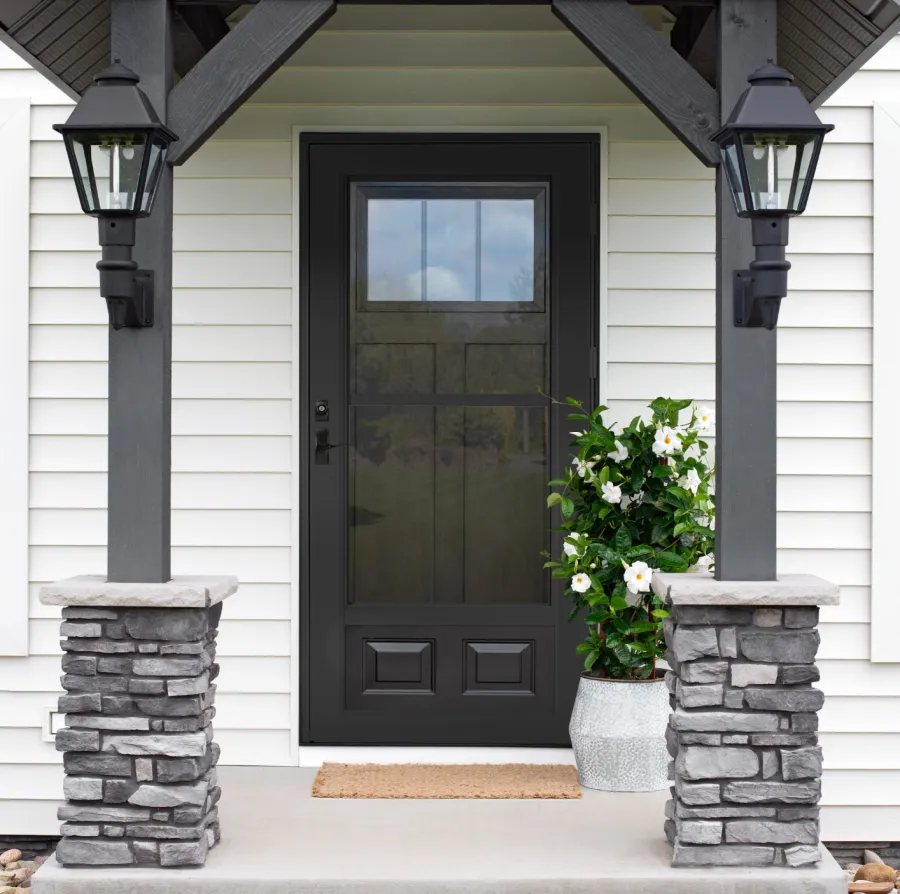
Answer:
715 0 778 581
107 0 173 582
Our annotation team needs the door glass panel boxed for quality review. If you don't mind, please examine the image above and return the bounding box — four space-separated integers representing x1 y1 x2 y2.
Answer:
367 199 423 302
360 185 545 306
480 200 537 302
350 182 550 605
425 200 477 300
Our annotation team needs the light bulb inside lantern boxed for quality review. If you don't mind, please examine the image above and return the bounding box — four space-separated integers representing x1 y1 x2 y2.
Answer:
123 146 135 161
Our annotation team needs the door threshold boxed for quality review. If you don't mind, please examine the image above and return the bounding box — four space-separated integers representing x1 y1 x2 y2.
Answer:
297 745 575 768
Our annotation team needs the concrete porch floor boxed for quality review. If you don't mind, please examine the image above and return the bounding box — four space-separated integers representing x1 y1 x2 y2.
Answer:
34 766 845 894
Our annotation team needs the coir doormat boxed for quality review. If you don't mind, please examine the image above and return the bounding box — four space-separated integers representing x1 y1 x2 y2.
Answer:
311 762 582 799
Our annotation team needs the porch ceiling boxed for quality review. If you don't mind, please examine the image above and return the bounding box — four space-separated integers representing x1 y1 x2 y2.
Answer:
0 0 897 105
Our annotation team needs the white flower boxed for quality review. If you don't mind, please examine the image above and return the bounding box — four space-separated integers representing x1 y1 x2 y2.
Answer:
633 491 645 505
609 440 629 463
623 561 653 595
690 553 714 573
601 481 622 504
619 492 632 510
570 431 585 438
696 515 709 528
572 456 596 479
652 426 682 456
680 468 702 494
683 442 701 460
709 478 716 497
695 406 715 431
571 573 591 593
710 516 716 531
563 532 584 557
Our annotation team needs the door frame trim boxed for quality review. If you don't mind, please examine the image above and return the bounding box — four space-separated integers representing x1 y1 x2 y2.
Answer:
290 125 609 764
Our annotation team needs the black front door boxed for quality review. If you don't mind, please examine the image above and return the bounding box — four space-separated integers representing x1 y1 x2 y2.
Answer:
302 134 598 745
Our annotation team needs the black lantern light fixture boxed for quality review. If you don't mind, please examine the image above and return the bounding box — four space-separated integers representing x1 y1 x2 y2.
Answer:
53 62 177 330
713 62 833 329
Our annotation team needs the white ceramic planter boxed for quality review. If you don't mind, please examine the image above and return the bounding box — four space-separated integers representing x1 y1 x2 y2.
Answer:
569 674 670 792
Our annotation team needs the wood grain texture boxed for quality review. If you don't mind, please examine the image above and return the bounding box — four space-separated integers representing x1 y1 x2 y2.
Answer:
552 0 719 166
167 0 335 165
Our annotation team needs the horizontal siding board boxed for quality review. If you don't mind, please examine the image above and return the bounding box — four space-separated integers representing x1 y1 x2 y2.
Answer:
29 472 293 510
29 509 292 547
30 436 290 473
777 439 871 475
778 475 871 511
252 68 639 106
777 513 870 550
608 215 870 255
606 290 872 328
607 327 871 364
31 399 292 436
607 141 870 182
288 30 602 68
818 623 869 660
31 251 293 289
777 549 870 586
214 103 675 141
609 180 870 217
32 214 293 252
821 696 900 732
32 178 293 215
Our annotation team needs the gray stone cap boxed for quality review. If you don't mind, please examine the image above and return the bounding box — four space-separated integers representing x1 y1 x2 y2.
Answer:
39 575 239 609
651 571 839 607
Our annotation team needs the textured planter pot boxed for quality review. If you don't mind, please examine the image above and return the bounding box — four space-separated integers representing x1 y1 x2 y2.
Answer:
569 674 670 792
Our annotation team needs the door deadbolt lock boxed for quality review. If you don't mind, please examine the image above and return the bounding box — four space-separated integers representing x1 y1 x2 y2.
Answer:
315 399 329 422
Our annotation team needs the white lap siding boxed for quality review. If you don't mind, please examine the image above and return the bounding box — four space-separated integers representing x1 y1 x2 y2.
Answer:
0 6 892 839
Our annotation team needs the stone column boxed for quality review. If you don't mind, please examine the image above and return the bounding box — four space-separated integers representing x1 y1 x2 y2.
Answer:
652 572 839 869
39 575 238 868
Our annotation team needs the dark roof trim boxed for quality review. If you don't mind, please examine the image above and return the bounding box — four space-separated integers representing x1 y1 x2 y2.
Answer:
0 24 78 99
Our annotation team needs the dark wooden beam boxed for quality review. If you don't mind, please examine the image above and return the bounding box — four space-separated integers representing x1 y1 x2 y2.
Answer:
172 4 230 78
715 0 778 581
109 0 173 583
167 0 335 165
552 0 719 166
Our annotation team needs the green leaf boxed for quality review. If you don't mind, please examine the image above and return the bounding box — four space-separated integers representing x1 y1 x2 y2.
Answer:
546 492 563 508
614 525 632 553
653 465 673 478
599 465 610 484
585 610 611 625
584 650 599 671
655 550 690 573
673 522 689 536
547 478 568 486
560 497 574 519
651 609 671 618
610 595 629 611
626 545 654 560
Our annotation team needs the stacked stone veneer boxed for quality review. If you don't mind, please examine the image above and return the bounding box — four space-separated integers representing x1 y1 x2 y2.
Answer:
653 573 839 870
39 576 237 869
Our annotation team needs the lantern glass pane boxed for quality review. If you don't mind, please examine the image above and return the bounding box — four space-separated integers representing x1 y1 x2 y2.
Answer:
140 140 165 213
720 139 747 215
739 132 820 214
70 132 149 214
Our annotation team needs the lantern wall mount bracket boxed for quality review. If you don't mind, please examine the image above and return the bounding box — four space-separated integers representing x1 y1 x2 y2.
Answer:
97 217 154 330
733 216 791 330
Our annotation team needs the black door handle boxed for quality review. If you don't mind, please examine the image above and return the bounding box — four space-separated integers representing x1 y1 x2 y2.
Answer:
315 428 343 465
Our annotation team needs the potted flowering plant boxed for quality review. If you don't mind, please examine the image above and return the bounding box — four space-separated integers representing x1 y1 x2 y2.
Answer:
546 396 715 791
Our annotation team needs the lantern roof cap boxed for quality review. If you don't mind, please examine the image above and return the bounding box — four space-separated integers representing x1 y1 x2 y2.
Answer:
52 59 177 144
713 61 834 142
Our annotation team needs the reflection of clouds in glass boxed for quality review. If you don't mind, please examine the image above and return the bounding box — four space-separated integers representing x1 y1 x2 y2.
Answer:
482 200 534 302
419 266 466 300
366 194 537 302
368 199 422 301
